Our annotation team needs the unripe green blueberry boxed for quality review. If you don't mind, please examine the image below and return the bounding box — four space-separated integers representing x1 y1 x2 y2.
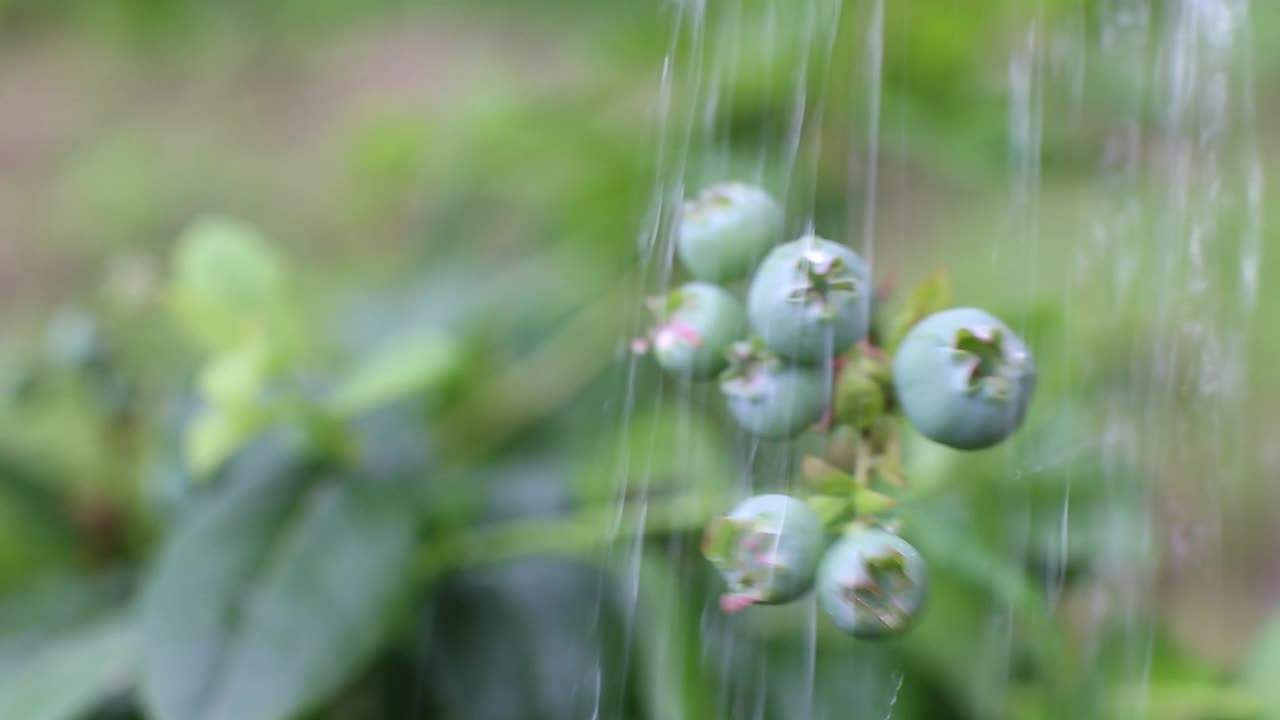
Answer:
817 529 926 639
834 353 888 431
642 283 746 380
678 183 783 283
702 493 826 611
719 341 827 439
747 236 871 364
892 307 1036 450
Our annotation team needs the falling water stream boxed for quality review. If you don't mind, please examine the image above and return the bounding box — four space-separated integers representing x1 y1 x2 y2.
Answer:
603 0 1263 718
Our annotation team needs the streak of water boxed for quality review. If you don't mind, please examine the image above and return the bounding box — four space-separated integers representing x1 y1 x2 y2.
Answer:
1071 6 1153 701
1152 0 1261 672
850 0 884 331
1064 0 1262 714
776 0 818 217
984 2 1047 716
608 0 1261 716
882 671 904 720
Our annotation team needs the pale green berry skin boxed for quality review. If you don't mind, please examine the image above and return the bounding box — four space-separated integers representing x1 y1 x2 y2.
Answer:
817 529 927 639
747 236 871 364
677 183 783 283
652 283 746 380
721 361 827 439
892 307 1036 450
703 494 826 605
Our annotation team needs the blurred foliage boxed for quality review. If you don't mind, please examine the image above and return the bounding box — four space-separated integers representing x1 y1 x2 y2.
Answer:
0 0 1276 719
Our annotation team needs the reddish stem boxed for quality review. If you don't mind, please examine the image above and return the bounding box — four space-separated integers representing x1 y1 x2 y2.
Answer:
719 593 758 614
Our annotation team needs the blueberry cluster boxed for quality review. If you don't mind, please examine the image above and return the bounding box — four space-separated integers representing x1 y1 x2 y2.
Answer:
636 181 1040 638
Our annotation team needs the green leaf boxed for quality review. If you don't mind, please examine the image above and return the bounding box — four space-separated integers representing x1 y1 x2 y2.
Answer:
850 486 897 516
0 452 79 559
801 455 854 494
634 555 716 720
140 436 420 720
575 405 733 505
185 333 279 478
1126 683 1261 720
0 612 136 720
0 573 125 676
908 502 1046 625
416 559 633 719
806 494 851 526
169 215 291 352
326 331 460 418
197 334 273 408
184 404 266 479
888 270 952 351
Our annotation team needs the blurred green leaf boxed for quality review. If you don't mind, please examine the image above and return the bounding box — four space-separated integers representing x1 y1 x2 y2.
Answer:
418 559 635 719
0 611 135 720
0 573 128 676
907 498 1048 627
0 453 81 589
852 486 898 516
169 216 291 352
185 334 276 477
326 331 461 418
575 405 734 505
0 453 77 548
140 435 419 720
634 554 716 720
197 334 272 409
806 494 851 526
887 271 952 351
801 455 853 494
184 403 266 479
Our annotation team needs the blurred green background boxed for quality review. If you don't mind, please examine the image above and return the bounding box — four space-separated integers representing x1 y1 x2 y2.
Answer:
0 1 1278 718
